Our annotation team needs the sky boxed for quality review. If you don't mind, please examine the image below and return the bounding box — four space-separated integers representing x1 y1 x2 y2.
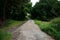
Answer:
31 0 39 7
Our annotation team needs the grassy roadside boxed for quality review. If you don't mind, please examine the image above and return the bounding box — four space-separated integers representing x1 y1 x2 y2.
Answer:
35 20 50 30
0 19 26 40
35 18 60 40
0 19 26 30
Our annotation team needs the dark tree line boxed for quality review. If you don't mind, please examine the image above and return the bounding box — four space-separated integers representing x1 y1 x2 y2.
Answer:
0 0 30 25
31 0 60 21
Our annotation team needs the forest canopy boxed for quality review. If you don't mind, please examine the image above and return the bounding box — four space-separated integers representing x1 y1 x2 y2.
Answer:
31 0 60 21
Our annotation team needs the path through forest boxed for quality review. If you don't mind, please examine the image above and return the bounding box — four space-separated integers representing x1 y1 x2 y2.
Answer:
11 20 54 40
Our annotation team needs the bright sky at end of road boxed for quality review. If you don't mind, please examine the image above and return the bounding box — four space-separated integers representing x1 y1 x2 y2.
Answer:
31 0 39 7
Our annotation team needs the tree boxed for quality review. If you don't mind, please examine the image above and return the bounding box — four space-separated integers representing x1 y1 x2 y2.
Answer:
23 2 32 13
0 0 30 25
31 0 60 21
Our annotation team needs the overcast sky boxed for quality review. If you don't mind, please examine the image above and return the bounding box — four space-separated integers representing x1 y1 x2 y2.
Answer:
31 0 39 7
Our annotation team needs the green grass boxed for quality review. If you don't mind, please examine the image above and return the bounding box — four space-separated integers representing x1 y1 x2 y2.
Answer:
0 19 26 30
0 19 26 40
35 17 60 40
0 30 11 40
35 20 50 29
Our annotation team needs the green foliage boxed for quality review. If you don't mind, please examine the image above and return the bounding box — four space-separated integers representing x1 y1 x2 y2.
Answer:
50 18 60 40
31 0 60 21
23 2 32 14
35 17 60 40
0 0 30 21
6 0 29 20
0 30 11 40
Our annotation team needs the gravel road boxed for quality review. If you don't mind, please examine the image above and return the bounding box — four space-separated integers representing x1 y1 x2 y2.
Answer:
16 20 54 40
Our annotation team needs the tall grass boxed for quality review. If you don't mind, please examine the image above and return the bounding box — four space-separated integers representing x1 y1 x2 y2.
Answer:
35 17 60 40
